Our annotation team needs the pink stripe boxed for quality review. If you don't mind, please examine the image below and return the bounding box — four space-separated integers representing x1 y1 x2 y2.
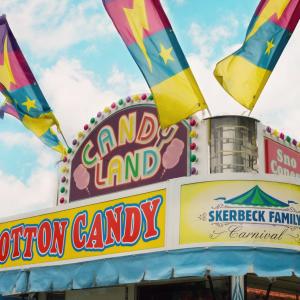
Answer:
104 0 171 45
254 0 268 17
273 0 300 32
0 50 35 91
255 0 300 32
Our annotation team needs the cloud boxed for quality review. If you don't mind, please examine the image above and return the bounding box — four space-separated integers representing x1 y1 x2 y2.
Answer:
188 18 240 64
106 66 148 96
0 0 113 57
0 168 57 219
0 131 58 217
40 58 114 140
0 131 58 168
40 59 147 141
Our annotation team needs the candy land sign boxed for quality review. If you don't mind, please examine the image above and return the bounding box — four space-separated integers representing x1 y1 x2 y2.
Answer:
68 103 190 202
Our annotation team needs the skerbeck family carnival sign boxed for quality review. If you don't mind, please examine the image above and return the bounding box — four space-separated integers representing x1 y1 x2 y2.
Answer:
0 190 165 270
265 137 300 178
60 101 190 202
180 180 300 249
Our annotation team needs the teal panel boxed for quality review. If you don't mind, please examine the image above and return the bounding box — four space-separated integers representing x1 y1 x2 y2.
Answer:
0 247 299 295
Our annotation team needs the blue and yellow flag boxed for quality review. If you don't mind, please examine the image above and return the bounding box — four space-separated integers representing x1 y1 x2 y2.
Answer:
102 0 208 128
0 15 66 155
214 0 300 110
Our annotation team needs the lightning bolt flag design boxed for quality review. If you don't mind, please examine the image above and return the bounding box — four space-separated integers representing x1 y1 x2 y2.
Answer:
214 0 300 110
102 0 208 128
124 0 152 72
0 15 66 155
246 0 291 41
0 35 16 90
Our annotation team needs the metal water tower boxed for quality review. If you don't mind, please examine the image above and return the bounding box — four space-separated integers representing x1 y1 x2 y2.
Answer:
209 116 258 173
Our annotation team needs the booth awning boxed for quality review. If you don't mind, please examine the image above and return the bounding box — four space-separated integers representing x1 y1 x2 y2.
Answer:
0 247 299 296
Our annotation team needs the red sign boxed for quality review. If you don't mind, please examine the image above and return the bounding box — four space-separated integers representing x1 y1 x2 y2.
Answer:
66 103 190 202
265 137 300 177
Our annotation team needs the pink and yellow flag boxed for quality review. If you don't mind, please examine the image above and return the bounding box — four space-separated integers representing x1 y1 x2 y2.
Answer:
0 15 66 154
102 0 208 128
214 0 300 110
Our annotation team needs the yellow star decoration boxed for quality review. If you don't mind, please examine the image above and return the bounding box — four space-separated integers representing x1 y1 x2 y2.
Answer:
159 44 175 64
22 97 37 112
265 39 275 55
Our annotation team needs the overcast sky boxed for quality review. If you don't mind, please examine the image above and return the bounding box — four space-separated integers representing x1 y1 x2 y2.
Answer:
0 0 299 218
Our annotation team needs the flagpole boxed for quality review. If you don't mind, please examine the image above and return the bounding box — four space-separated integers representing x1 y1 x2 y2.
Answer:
58 129 70 149
206 107 212 117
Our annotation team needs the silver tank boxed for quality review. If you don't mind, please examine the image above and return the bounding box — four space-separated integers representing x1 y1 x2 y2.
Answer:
209 116 258 173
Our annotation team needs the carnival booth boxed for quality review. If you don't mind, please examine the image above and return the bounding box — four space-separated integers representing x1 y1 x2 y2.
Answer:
0 95 299 300
1 0 300 296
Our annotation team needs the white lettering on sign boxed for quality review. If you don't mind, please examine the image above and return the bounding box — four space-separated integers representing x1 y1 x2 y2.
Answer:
276 149 297 169
265 138 300 178
270 159 300 177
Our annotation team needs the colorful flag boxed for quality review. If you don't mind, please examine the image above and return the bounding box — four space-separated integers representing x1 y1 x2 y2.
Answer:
0 15 66 155
214 0 300 110
102 0 208 128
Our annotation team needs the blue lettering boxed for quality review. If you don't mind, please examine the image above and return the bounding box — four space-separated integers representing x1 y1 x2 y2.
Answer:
223 210 229 222
229 210 237 221
246 210 251 221
269 211 275 222
209 211 215 222
215 211 222 222
258 211 265 222
238 210 245 221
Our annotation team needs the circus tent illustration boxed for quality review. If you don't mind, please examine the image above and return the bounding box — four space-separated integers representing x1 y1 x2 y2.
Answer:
222 185 291 208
